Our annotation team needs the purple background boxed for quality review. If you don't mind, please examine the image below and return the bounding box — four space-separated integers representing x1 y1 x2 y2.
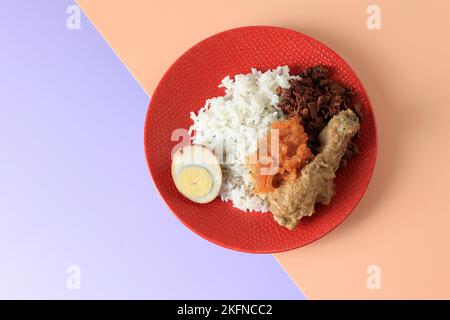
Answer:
0 1 304 299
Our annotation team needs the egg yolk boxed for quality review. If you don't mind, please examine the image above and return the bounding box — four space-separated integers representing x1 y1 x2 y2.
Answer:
176 166 213 198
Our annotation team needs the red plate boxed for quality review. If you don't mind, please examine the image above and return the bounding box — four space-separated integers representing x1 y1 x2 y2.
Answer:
144 26 377 253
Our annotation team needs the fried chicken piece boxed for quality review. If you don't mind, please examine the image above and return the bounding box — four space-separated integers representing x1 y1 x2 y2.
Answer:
268 109 360 230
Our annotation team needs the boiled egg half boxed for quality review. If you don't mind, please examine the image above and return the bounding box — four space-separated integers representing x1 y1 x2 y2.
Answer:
171 145 222 204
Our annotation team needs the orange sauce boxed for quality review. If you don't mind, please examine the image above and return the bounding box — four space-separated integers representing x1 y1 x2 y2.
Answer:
250 117 312 193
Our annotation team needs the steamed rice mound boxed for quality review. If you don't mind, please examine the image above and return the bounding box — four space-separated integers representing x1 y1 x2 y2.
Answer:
189 66 297 212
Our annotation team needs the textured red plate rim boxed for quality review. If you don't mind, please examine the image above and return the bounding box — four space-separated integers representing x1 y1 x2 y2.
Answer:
144 25 378 254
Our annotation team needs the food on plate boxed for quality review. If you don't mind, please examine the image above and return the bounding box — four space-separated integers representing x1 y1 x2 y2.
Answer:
277 65 362 167
268 109 360 229
175 65 363 230
250 117 313 194
171 145 222 203
189 67 294 212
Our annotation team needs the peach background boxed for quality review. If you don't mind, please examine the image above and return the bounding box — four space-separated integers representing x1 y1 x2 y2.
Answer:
77 0 450 298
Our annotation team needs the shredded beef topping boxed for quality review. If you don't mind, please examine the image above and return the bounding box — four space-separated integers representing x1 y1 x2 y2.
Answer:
277 65 363 163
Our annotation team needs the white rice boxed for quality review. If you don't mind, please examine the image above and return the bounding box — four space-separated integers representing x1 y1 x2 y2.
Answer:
189 66 297 212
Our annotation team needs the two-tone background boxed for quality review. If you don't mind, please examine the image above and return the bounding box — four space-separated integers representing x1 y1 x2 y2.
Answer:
1 0 450 299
